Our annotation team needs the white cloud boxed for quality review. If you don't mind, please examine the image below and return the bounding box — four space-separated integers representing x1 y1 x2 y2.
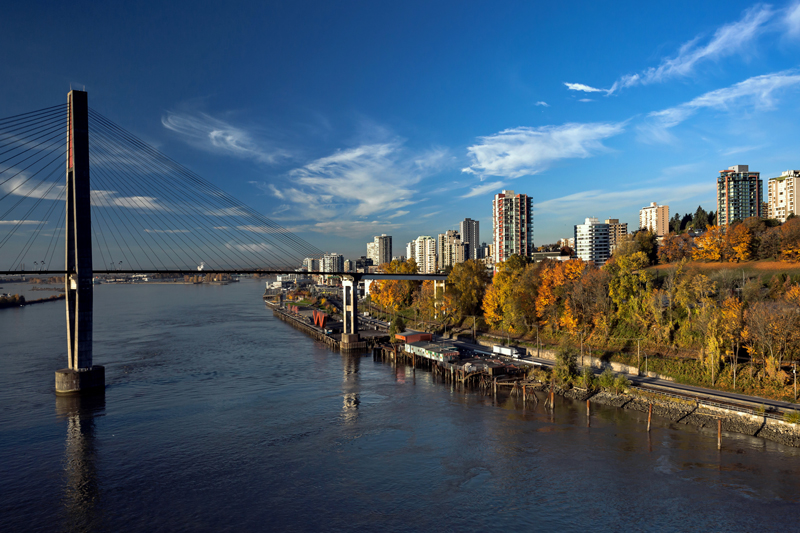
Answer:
787 1 800 38
162 111 291 164
564 82 605 93
283 219 402 238
578 98 594 103
462 122 625 179
262 141 448 223
535 101 550 107
536 183 714 215
91 190 168 211
0 220 44 225
387 210 409 219
641 69 800 140
0 176 64 201
608 5 774 93
461 181 505 199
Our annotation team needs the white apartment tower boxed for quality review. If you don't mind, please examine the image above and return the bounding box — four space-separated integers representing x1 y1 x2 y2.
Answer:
639 202 669 236
492 190 533 265
321 253 344 273
574 217 610 265
459 218 480 260
366 234 392 266
406 236 437 274
768 170 800 222
437 230 467 270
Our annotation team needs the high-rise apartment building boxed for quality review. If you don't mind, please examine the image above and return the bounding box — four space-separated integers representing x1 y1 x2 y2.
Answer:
574 217 610 265
437 230 467 270
302 257 320 272
717 165 762 225
605 219 628 249
406 236 437 274
639 203 669 236
492 190 533 265
366 234 392 266
321 253 344 273
768 170 800 222
459 218 480 260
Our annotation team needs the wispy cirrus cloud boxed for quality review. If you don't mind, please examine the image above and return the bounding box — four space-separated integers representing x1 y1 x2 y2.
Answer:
461 181 505 199
162 111 291 164
564 82 604 93
608 5 775 94
255 141 451 228
536 182 714 215
568 4 800 95
535 101 550 107
0 220 44 225
640 69 800 142
462 122 625 179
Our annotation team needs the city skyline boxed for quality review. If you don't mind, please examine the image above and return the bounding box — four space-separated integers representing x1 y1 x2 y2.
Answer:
2 1 800 256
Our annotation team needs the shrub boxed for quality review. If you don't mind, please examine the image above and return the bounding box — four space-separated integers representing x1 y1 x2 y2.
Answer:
614 374 631 394
783 410 800 424
554 340 578 384
579 367 596 390
598 368 616 391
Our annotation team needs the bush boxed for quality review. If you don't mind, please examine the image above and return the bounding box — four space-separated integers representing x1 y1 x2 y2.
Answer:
579 367 596 390
598 368 616 391
554 340 578 384
389 316 406 337
614 374 631 394
783 410 800 424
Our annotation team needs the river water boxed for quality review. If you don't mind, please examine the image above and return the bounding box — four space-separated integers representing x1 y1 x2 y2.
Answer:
2 279 800 532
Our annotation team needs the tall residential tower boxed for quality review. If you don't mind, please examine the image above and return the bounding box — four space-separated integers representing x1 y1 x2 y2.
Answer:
492 190 533 265
459 218 480 260
717 165 762 225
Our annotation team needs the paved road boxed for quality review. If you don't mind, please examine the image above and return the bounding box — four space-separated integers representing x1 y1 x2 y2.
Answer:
361 314 800 414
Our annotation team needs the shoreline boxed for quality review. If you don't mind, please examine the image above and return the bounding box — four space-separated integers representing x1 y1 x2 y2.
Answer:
268 301 800 448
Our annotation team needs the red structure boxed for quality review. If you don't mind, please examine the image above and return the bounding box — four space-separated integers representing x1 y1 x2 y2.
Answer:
312 310 328 328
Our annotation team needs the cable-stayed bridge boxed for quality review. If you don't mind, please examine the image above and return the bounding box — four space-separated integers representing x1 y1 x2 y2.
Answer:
0 91 444 393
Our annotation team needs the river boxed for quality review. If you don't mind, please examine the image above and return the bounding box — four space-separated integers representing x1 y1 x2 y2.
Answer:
2 279 800 532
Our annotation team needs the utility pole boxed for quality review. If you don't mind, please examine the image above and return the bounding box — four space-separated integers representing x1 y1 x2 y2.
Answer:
637 338 641 373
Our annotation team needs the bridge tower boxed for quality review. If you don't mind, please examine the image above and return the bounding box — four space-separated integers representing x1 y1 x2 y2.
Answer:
55 90 104 394
341 275 360 345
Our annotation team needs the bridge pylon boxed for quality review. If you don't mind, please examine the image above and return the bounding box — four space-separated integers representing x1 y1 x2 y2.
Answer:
341 275 360 345
55 90 104 394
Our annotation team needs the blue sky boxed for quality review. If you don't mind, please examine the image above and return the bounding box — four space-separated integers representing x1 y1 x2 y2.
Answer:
3 0 800 259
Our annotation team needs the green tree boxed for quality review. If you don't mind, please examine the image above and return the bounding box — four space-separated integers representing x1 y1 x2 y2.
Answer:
446 259 491 318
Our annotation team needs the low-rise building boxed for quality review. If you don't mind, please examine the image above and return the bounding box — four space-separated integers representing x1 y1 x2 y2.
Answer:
605 218 628 250
404 341 460 363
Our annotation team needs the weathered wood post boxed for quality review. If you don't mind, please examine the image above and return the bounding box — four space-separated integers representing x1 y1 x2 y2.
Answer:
647 403 652 432
717 419 722 450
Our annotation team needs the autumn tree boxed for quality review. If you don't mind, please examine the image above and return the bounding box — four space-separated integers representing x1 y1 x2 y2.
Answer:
692 225 725 262
724 222 754 262
446 259 491 318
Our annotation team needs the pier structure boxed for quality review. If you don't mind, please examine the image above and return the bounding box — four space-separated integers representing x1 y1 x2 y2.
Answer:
55 90 104 394
341 275 360 346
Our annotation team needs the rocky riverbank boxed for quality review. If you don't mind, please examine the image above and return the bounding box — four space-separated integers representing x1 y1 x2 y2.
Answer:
525 382 800 448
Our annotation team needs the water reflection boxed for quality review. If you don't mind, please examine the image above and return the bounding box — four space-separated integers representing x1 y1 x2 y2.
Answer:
340 353 361 424
55 392 105 532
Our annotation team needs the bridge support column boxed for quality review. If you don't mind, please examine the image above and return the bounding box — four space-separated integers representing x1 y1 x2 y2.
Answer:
56 90 103 395
341 275 360 345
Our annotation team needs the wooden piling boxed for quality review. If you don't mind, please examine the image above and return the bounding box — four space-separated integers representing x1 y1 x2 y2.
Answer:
647 403 652 432
717 418 721 450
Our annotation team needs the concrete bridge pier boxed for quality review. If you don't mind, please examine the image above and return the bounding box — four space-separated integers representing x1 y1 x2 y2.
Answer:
341 275 360 346
55 90 104 395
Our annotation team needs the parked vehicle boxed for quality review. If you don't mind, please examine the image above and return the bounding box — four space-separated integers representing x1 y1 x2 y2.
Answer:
492 344 524 359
